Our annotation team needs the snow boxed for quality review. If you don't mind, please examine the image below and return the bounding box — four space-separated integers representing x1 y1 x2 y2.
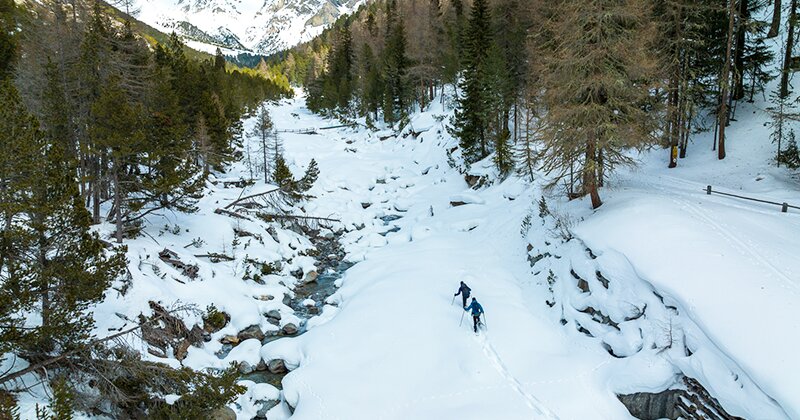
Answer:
570 99 800 418
11 85 798 418
251 92 794 419
127 0 366 55
252 96 636 419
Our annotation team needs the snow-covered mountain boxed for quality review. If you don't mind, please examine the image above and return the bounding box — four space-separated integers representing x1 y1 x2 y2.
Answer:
127 0 365 55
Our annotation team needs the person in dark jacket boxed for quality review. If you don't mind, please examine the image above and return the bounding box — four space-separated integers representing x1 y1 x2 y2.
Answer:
454 281 471 308
465 297 484 333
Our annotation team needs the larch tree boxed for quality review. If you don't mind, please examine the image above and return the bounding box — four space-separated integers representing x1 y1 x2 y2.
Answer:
536 0 660 208
718 0 737 160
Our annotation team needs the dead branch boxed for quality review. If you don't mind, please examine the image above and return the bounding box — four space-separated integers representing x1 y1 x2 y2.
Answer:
213 208 253 221
223 187 280 210
0 312 171 385
194 253 235 262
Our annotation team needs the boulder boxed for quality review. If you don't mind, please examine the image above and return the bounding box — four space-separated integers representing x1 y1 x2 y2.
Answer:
238 325 265 342
208 407 237 420
256 359 268 371
174 339 191 361
266 310 282 321
618 390 683 420
221 335 240 345
281 323 298 335
238 361 254 375
256 399 281 418
187 325 205 346
303 270 319 284
267 359 288 374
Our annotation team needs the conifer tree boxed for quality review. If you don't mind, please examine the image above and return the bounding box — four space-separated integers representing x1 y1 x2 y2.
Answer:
0 0 16 78
90 77 145 243
251 104 275 183
273 156 294 193
359 43 383 120
214 47 226 71
382 0 411 124
451 0 492 162
297 159 320 194
138 67 202 223
536 0 660 208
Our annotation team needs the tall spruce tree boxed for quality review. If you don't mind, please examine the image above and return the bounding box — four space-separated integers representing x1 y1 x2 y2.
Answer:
451 0 492 163
0 0 16 78
382 0 410 124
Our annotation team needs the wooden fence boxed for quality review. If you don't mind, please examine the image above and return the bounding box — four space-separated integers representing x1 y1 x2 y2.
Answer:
705 185 799 213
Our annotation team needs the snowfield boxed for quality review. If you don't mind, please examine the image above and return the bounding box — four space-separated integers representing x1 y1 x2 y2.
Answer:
250 94 795 419
12 91 797 419
572 100 800 419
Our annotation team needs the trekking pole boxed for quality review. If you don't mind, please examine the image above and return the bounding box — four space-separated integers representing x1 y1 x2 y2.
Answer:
451 295 456 306
482 313 488 329
459 310 465 327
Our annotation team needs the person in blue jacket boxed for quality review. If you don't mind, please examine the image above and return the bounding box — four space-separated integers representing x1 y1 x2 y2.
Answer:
465 297 484 333
454 281 471 308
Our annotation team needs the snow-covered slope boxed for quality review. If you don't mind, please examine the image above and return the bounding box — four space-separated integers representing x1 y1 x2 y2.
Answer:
569 100 800 419
13 90 793 418
127 0 364 54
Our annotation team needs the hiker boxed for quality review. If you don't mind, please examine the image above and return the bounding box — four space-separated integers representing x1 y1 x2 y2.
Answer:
454 281 471 308
464 297 484 333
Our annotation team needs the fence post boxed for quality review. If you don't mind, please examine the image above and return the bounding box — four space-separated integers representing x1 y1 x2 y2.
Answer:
783 203 789 213
706 185 712 195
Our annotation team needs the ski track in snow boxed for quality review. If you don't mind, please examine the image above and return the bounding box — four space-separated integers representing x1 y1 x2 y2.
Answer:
476 332 560 419
644 178 800 297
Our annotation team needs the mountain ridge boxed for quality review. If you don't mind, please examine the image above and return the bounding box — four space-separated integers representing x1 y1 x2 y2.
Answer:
125 0 366 55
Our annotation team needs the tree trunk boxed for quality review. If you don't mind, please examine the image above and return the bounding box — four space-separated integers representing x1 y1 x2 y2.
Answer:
718 0 737 160
114 165 123 244
584 135 602 209
768 0 782 38
262 132 268 184
92 156 101 223
668 75 680 168
733 0 748 101
781 0 797 99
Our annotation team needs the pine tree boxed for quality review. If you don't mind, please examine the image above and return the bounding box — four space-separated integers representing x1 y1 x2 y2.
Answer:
0 0 17 78
0 79 125 357
214 47 226 71
0 80 42 351
450 0 492 162
251 104 275 183
138 67 202 224
382 0 411 124
767 89 800 167
297 159 320 194
359 43 383 120
90 77 145 243
273 155 294 193
484 43 512 174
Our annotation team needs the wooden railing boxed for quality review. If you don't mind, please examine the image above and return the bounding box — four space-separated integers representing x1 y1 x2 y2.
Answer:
705 185 799 213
